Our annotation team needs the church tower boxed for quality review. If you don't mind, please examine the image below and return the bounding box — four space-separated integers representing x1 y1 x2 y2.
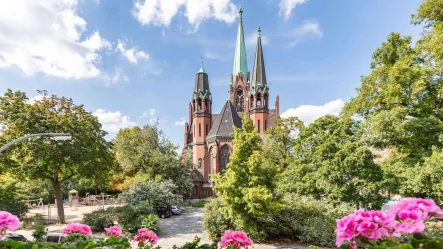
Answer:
229 6 250 114
190 62 212 175
249 26 269 134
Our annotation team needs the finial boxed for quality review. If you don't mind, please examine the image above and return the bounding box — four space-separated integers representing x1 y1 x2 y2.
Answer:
227 91 230 101
239 5 243 19
257 26 261 38
198 57 205 73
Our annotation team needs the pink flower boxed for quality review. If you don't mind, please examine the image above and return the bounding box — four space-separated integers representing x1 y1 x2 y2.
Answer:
0 211 21 232
357 221 387 239
133 228 158 245
104 226 122 237
394 210 425 233
63 223 92 236
220 230 253 248
350 241 358 249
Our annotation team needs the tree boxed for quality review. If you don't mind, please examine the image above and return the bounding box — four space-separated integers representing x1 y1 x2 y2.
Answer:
0 90 113 223
120 180 183 207
279 115 385 209
113 124 193 197
213 116 281 238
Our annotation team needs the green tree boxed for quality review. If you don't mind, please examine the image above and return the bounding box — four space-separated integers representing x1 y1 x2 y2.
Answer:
279 115 385 209
0 90 113 223
114 124 193 197
213 116 281 238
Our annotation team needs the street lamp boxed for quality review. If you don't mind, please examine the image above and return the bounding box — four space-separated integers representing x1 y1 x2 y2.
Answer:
0 133 72 153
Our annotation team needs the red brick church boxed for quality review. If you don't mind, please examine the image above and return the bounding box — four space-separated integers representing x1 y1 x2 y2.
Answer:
183 7 280 199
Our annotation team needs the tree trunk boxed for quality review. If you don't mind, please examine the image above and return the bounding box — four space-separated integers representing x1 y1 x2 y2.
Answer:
52 168 66 224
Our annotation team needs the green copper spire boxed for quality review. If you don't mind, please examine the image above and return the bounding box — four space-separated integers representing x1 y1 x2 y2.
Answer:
231 5 248 85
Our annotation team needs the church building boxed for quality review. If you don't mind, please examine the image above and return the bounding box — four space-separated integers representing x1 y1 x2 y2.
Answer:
182 7 280 199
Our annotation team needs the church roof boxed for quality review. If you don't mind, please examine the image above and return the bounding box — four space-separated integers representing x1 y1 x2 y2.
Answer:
251 26 268 94
232 6 248 85
193 62 211 100
207 100 242 139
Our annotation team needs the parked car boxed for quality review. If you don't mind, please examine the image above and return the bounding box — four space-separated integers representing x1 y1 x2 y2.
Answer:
171 205 181 214
153 205 173 218
1 233 27 242
46 232 65 244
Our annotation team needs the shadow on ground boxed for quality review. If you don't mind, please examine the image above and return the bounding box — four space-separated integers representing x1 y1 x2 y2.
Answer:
157 208 204 238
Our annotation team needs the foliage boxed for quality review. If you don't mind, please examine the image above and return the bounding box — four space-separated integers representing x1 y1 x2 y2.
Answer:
279 115 385 209
213 116 281 240
21 214 46 229
141 214 159 233
82 205 156 234
32 225 48 242
190 200 208 208
172 237 212 249
203 199 234 241
0 89 114 223
0 176 28 218
113 125 193 197
120 180 183 207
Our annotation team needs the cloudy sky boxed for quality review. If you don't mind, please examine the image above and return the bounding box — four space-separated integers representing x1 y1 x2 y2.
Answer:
0 0 422 148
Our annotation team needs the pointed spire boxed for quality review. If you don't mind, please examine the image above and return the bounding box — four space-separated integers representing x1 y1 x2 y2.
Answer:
232 5 248 85
194 62 211 100
198 57 205 73
251 26 267 93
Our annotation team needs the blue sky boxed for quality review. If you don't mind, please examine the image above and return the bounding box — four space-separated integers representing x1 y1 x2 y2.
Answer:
0 0 423 149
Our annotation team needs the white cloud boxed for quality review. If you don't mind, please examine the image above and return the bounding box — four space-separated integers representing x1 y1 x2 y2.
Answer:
27 94 45 105
288 20 323 47
174 118 186 125
281 99 345 125
117 40 150 64
93 109 137 134
0 0 112 79
279 0 308 21
133 0 238 33
245 31 270 47
104 68 129 86
140 109 158 124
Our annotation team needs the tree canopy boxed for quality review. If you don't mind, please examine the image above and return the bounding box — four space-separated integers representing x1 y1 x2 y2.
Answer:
0 90 114 223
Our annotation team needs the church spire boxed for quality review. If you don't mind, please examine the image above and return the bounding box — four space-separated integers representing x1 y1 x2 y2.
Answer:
251 26 267 93
231 5 248 85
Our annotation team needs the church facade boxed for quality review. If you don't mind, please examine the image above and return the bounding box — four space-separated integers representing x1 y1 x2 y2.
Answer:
182 7 280 199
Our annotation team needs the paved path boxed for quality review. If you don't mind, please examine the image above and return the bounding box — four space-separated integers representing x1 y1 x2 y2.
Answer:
16 206 314 249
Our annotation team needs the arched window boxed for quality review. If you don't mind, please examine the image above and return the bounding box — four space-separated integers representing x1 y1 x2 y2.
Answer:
204 100 208 111
250 95 254 108
198 158 202 169
220 145 230 174
263 94 268 108
193 100 196 111
197 98 202 111
256 93 261 107
235 87 244 112
192 186 198 196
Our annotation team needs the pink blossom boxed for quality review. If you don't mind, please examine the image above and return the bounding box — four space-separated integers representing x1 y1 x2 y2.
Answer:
133 228 158 245
357 221 387 239
63 223 92 236
0 211 21 232
104 226 122 237
220 230 253 248
349 241 358 249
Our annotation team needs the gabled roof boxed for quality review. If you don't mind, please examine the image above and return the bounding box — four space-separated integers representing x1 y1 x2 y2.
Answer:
207 101 242 139
232 6 248 85
251 26 268 94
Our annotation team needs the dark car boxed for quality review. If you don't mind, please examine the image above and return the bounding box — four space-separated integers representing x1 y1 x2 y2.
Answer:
1 233 27 242
153 205 173 218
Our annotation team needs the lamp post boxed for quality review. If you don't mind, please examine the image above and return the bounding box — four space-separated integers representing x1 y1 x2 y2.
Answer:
0 133 72 153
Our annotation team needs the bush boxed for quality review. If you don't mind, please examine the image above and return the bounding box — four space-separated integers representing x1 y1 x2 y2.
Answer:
141 214 159 232
32 225 47 242
203 199 234 241
191 199 208 208
82 205 157 234
21 214 46 229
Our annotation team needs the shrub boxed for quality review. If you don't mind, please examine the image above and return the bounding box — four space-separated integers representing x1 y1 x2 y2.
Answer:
141 214 159 232
21 214 46 229
191 199 208 208
203 199 234 241
32 225 47 242
82 205 157 234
